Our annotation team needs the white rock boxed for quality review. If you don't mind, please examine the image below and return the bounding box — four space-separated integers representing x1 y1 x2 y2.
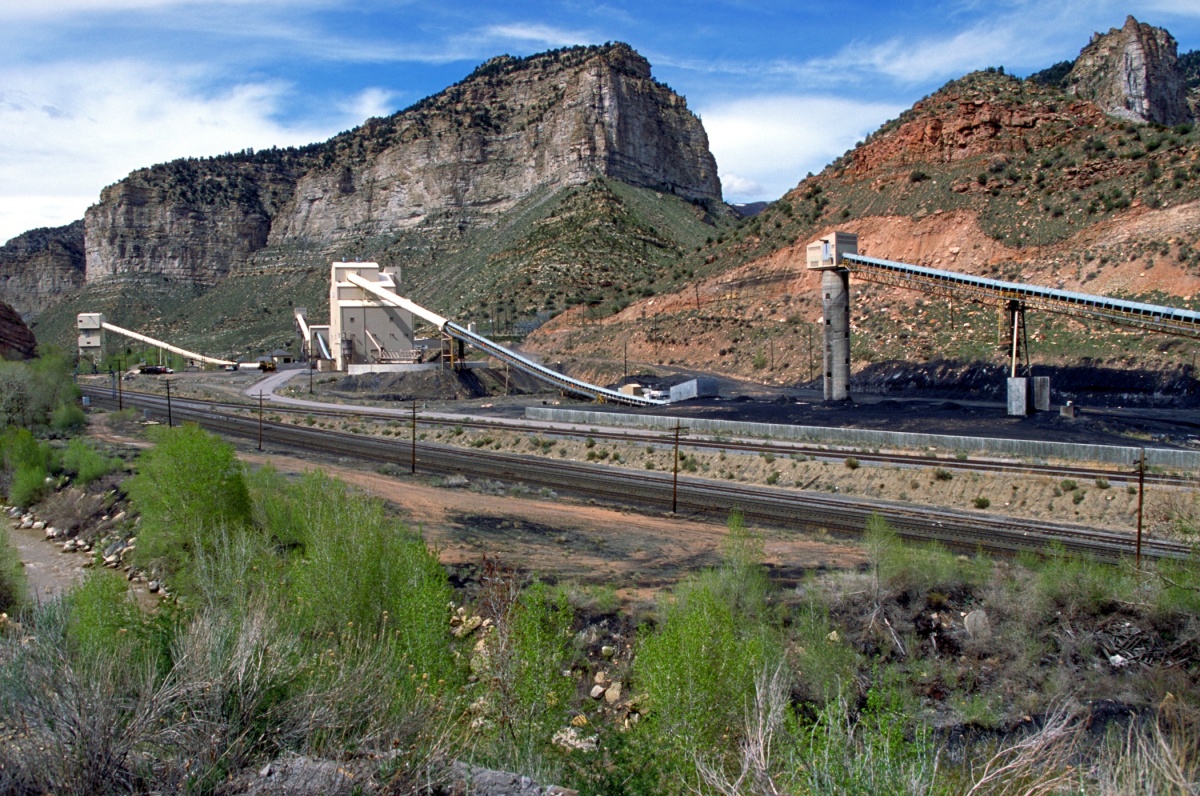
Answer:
1108 654 1128 669
964 610 992 641
590 684 606 700
31 521 44 531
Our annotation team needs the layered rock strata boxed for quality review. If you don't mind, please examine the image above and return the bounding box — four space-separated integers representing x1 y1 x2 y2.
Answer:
0 222 85 318
1067 16 1193 126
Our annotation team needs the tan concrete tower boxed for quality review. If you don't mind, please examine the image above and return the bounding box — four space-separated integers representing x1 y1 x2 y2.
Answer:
806 232 857 401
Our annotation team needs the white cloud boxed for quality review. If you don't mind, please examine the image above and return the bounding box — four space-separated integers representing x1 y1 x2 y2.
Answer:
700 95 904 202
481 23 592 49
0 60 359 243
0 0 333 20
339 87 401 120
720 174 764 196
0 196 93 245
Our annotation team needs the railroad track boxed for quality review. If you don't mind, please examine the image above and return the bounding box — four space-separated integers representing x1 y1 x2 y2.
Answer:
82 388 1191 564
87 385 1197 488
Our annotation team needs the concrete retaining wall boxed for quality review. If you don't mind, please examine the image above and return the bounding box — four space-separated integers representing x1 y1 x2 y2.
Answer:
526 408 1200 471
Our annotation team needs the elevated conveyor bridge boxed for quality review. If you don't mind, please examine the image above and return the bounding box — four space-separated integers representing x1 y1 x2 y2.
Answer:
843 253 1200 339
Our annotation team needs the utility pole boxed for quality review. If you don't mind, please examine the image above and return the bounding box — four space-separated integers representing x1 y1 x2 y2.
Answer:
257 392 264 452
671 421 688 514
623 340 628 385
1136 447 1146 570
165 379 173 428
309 361 314 394
117 359 124 411
410 400 417 475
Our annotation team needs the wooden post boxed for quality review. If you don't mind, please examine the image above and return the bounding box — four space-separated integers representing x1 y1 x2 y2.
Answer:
411 400 417 475
671 422 688 514
165 379 172 428
257 392 264 451
1136 448 1146 570
117 359 124 411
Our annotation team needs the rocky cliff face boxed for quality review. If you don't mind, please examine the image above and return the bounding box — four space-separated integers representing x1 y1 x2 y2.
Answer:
0 300 38 359
1067 16 1193 126
274 44 719 242
83 154 314 287
0 222 85 319
81 43 720 291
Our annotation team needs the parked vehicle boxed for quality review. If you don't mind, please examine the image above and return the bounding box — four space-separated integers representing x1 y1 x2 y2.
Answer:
139 365 174 374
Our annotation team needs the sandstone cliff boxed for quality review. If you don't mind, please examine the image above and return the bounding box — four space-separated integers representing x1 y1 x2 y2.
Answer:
0 300 38 360
81 43 720 292
1066 16 1193 126
0 222 85 319
83 152 315 287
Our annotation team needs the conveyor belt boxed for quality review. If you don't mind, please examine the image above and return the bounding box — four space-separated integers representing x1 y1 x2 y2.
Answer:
344 272 666 407
844 253 1200 338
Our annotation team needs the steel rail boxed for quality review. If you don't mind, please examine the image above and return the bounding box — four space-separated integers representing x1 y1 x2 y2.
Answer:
84 386 1196 489
85 390 1191 564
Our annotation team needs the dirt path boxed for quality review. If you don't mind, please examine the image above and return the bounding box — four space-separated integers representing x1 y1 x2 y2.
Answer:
239 451 865 600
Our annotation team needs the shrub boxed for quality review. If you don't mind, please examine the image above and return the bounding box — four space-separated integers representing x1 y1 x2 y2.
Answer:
845 457 860 470
635 512 780 778
973 496 991 509
474 579 574 769
865 514 989 597
50 401 87 434
126 424 252 582
1059 479 1077 492
934 468 953 481
1095 478 1110 490
61 439 121 485
8 463 49 508
278 471 455 686
1072 490 1086 505
0 527 27 615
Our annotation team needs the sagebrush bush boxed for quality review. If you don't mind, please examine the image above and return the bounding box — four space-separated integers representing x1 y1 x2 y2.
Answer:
8 462 49 508
865 514 989 597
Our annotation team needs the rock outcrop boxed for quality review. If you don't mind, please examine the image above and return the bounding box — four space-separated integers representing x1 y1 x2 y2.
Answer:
0 300 38 359
83 154 314 287
80 43 721 290
1066 16 1193 126
0 222 85 319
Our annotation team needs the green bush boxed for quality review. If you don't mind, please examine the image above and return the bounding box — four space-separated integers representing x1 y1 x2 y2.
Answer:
8 463 49 508
60 439 121 485
476 580 575 770
845 457 860 470
865 514 989 598
1034 546 1134 616
65 569 174 675
634 513 780 782
50 401 86 434
0 527 27 615
973 496 991 509
277 471 455 687
126 424 252 582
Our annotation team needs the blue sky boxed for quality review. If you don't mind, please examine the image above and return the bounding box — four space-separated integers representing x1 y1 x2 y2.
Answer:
2 1 1199 244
